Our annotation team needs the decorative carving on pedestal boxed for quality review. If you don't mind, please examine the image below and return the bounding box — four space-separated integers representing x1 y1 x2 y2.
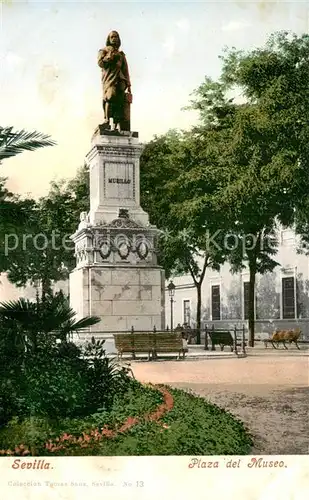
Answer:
72 212 159 268
136 240 149 260
117 238 131 260
97 145 140 157
78 212 90 230
99 239 112 259
109 216 140 228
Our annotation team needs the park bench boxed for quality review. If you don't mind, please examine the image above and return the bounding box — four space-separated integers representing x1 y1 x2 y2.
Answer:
113 332 153 360
113 331 187 360
153 332 187 360
204 326 247 355
205 329 234 352
264 328 301 350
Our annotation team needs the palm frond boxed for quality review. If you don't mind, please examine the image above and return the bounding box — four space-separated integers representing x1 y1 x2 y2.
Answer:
0 294 100 342
0 298 37 327
62 315 101 334
0 298 37 315
0 127 56 162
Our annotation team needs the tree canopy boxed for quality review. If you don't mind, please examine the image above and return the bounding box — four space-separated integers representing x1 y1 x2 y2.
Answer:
141 31 309 344
3 165 89 297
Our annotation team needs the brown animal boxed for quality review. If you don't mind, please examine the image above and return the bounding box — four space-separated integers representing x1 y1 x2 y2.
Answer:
269 328 301 349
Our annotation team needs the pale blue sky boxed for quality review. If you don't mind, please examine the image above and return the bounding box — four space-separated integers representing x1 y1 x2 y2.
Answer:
0 1 308 196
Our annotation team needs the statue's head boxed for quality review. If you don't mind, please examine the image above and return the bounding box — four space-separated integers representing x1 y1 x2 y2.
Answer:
106 31 121 49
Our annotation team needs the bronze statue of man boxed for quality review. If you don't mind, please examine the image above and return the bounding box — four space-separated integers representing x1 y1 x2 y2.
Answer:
98 31 132 131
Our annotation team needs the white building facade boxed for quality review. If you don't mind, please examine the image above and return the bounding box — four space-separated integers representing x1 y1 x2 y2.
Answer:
165 228 309 340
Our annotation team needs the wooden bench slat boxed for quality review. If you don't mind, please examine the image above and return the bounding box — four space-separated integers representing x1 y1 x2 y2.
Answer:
113 332 186 360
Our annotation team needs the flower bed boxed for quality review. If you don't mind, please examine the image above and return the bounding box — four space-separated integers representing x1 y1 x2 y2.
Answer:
0 383 168 455
0 383 253 456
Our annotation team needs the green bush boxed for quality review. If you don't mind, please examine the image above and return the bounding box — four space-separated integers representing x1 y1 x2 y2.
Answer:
0 293 101 423
81 337 133 413
20 355 88 418
0 417 55 451
0 380 20 428
0 335 25 426
0 381 162 451
0 322 134 421
14 338 134 419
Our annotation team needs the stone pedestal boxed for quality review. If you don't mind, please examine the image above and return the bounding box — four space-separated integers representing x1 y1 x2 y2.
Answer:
87 127 149 227
69 128 165 333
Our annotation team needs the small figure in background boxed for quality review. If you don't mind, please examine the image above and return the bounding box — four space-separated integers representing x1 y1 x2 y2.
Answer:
183 322 193 344
175 323 183 332
181 332 188 352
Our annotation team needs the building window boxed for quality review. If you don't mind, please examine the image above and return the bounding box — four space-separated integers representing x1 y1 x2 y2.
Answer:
183 300 191 325
281 229 295 245
244 282 250 320
211 285 221 320
282 277 295 319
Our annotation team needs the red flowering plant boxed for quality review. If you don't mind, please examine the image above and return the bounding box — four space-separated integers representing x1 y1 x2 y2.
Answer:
0 385 175 456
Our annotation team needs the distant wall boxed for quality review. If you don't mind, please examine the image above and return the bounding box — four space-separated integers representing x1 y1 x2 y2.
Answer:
0 274 69 303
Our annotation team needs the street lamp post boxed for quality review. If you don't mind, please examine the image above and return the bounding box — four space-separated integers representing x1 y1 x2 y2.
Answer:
167 280 176 331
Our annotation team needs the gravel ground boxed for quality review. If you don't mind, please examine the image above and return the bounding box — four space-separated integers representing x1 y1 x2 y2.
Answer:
130 353 309 454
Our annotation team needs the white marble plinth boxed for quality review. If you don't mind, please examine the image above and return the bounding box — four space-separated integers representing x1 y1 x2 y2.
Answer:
69 265 165 333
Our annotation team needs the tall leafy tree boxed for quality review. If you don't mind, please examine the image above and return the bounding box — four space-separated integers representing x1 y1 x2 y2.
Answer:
5 164 89 297
0 186 39 303
214 31 309 345
142 31 308 346
178 32 309 346
0 126 55 286
140 128 231 342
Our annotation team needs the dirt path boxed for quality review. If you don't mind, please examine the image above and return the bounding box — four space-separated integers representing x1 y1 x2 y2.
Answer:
130 354 309 454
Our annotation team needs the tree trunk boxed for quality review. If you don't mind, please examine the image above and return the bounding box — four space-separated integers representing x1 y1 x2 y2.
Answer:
248 261 256 347
196 283 202 344
187 253 208 345
41 277 52 302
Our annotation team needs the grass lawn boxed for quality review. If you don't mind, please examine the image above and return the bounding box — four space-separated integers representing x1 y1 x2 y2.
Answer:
0 381 253 456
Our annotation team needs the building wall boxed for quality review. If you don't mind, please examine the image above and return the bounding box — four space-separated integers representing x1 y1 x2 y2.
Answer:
0 274 69 303
165 228 309 339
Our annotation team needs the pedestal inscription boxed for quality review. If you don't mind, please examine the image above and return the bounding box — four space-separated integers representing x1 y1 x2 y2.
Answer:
104 162 135 200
